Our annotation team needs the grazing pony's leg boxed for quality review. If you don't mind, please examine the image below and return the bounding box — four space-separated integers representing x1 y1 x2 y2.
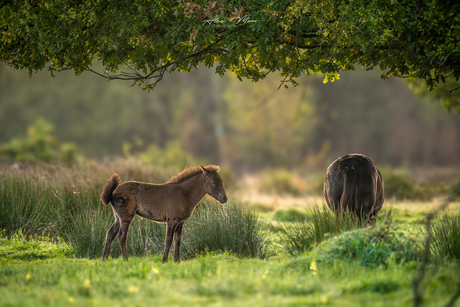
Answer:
162 222 177 263
102 215 120 260
173 222 185 262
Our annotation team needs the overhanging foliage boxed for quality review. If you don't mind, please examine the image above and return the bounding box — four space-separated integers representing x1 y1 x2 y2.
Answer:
1 0 460 94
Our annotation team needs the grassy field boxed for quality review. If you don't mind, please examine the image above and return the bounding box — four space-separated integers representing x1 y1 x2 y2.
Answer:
1 234 459 307
1 162 460 306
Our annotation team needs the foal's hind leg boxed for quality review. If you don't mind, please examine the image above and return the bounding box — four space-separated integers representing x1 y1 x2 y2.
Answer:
113 198 136 261
118 214 135 261
102 215 120 260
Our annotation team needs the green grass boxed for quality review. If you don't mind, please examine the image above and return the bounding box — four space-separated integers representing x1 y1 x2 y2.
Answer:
0 234 458 307
2 163 460 306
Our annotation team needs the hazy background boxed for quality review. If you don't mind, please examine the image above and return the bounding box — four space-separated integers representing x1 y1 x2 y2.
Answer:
1 63 460 178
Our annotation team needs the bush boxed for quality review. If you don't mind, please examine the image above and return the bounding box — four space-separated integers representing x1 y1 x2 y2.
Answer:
280 206 361 255
0 118 76 164
260 170 308 196
429 210 460 260
382 171 425 200
123 139 200 171
379 168 451 201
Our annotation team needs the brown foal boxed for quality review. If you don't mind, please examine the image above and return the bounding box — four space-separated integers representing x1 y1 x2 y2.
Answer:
100 165 227 262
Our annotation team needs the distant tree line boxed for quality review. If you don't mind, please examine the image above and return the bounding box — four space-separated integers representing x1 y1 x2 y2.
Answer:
1 64 460 170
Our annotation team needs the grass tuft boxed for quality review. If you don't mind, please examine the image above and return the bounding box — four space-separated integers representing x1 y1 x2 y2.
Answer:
429 209 460 260
279 205 362 255
183 201 271 259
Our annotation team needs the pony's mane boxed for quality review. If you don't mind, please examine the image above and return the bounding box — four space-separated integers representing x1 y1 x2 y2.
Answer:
167 165 220 184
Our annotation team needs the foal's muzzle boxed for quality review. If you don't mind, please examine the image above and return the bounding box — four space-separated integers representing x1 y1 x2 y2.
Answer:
219 194 228 204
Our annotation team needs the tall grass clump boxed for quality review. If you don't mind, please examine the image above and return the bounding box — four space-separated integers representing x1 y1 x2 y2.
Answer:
0 175 58 236
280 206 361 255
64 204 113 258
429 210 460 260
183 201 270 259
65 206 167 259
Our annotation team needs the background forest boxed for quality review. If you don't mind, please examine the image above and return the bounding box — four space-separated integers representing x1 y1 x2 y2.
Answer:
1 63 460 175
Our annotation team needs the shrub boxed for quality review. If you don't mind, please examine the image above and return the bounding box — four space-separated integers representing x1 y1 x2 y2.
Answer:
0 118 76 164
429 210 460 260
379 168 450 201
260 170 308 196
123 139 200 171
280 206 361 255
382 171 425 200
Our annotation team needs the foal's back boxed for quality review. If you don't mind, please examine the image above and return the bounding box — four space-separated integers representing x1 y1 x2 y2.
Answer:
112 181 183 223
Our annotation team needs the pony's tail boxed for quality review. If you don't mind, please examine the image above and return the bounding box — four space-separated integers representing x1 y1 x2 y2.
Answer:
101 173 121 206
340 167 358 212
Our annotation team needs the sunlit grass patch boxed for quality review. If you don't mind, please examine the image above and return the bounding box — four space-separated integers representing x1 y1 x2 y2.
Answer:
0 231 73 263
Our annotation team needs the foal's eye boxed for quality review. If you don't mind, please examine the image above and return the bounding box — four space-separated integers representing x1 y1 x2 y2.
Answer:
212 181 217 185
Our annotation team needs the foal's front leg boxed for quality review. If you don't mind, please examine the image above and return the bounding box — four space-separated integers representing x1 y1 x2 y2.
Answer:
162 222 177 262
173 222 185 262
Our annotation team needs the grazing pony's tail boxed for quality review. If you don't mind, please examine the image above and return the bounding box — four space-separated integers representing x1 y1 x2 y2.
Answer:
101 173 121 206
340 167 358 212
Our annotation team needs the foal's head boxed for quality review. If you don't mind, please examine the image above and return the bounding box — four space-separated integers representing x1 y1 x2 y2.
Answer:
200 165 227 204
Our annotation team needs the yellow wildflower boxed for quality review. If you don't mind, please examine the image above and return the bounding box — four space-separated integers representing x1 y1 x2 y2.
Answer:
310 261 317 275
83 279 91 289
128 286 139 294
151 266 159 274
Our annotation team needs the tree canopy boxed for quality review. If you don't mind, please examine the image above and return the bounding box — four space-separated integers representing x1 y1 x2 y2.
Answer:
1 0 460 95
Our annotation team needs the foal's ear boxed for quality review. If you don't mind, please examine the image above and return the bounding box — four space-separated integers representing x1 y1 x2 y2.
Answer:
200 165 210 174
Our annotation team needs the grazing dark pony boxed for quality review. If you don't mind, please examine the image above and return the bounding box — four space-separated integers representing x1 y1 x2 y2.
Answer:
323 154 384 225
100 165 227 262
